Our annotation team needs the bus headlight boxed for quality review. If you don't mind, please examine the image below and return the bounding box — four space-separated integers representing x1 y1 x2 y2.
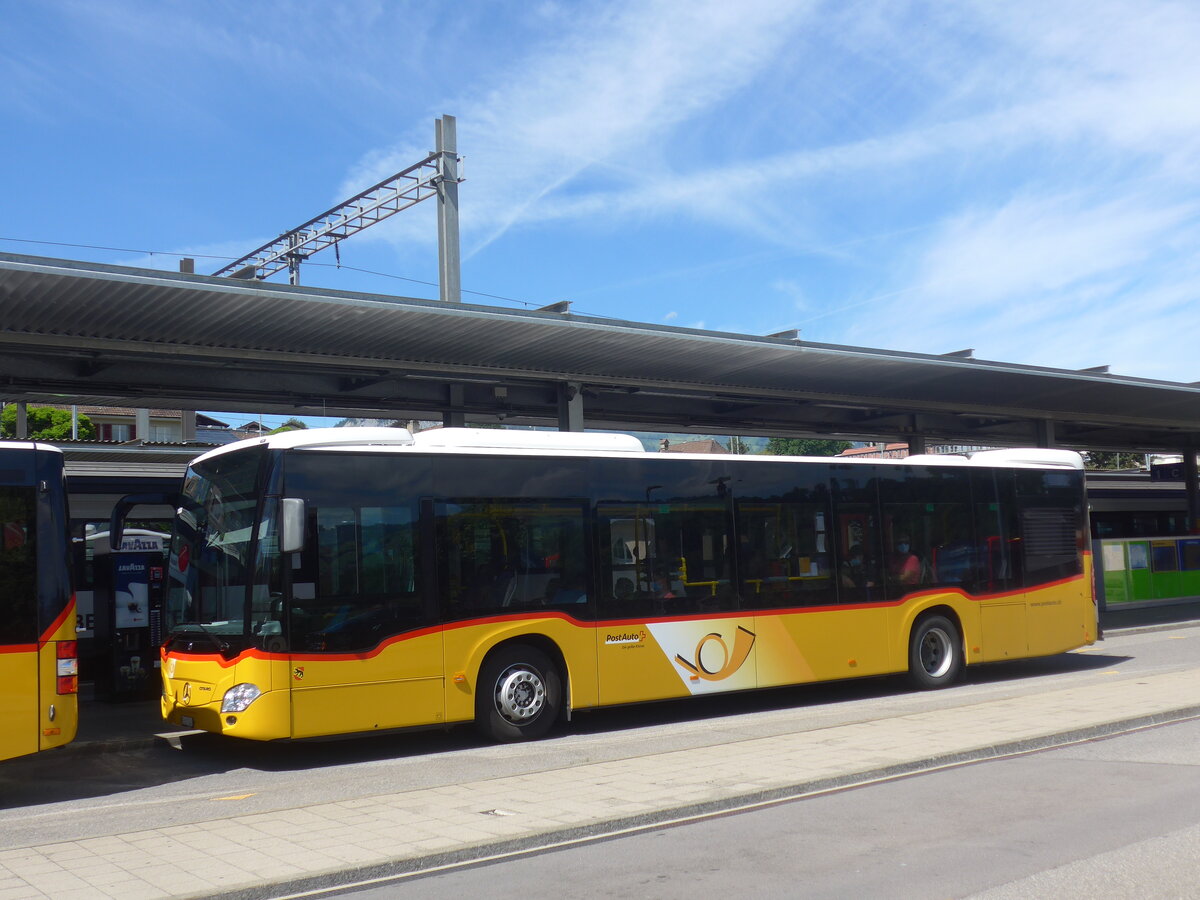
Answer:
221 683 263 712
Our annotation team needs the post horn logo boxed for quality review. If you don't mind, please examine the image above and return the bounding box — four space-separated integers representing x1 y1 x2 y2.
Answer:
675 626 756 682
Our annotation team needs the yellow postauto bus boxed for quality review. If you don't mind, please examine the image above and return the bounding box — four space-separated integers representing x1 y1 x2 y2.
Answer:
157 427 1096 743
0 442 79 762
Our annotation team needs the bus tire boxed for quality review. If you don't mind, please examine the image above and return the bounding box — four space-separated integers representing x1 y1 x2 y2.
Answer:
908 614 962 689
476 644 561 742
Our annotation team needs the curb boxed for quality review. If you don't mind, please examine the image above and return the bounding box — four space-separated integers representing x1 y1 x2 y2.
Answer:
1101 618 1200 637
199 703 1200 900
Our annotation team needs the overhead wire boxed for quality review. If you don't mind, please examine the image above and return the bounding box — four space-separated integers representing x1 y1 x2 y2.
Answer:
0 234 606 316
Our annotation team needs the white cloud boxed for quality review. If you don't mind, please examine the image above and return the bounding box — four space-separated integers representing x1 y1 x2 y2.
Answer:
771 278 809 310
838 188 1200 379
344 0 816 253
917 193 1197 306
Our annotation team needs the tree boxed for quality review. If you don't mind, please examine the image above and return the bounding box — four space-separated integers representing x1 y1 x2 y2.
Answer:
267 418 309 435
1084 451 1145 470
727 436 752 454
763 437 851 457
0 405 95 440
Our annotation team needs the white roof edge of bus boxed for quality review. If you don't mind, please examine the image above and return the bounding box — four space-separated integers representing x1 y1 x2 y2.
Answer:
902 454 972 466
191 427 416 464
966 448 1084 469
0 440 62 454
189 431 1080 470
412 428 645 453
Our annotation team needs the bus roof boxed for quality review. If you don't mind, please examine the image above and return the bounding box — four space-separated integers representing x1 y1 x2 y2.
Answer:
0 441 63 455
190 427 1083 471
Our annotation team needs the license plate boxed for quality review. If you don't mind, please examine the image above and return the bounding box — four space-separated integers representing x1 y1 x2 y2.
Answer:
181 716 194 728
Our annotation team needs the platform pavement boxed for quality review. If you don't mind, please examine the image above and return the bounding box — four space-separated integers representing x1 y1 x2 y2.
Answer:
2 614 1193 900
5 663 1200 900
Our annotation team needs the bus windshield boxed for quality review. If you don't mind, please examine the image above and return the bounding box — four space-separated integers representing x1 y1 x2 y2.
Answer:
167 446 275 653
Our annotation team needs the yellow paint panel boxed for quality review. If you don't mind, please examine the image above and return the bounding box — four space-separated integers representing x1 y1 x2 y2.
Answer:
758 606 894 687
980 603 1027 661
0 651 38 762
292 676 445 738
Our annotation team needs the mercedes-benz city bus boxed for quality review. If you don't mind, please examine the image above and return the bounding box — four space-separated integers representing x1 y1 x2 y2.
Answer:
158 428 1096 743
0 442 78 762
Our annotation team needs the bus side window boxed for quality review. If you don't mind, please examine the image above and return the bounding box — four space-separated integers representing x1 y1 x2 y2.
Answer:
973 469 1020 593
289 503 421 653
0 487 39 645
736 500 834 609
829 467 883 606
1015 470 1083 586
436 500 589 620
597 501 735 618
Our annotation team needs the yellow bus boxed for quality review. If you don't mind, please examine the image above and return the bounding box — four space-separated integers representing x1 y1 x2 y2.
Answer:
0 442 78 761
157 428 1096 743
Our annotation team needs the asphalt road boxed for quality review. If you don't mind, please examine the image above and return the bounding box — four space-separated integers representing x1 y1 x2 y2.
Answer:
321 716 1200 900
0 623 1196 854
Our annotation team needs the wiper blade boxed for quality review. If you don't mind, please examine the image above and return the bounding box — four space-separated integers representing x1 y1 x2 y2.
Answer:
169 623 230 653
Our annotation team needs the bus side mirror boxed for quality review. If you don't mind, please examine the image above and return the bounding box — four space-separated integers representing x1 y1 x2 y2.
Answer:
280 498 306 553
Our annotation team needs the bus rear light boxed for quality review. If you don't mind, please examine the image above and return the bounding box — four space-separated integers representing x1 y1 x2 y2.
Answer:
56 645 79 693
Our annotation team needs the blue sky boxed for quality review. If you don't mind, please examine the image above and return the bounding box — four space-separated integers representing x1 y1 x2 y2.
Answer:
5 1 1200 431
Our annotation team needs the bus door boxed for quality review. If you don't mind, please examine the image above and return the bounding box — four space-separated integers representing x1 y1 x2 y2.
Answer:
283 497 444 739
595 504 752 705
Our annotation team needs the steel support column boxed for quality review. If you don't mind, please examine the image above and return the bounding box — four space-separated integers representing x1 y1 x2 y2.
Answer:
436 115 461 303
443 384 465 428
558 382 583 432
1035 419 1056 448
1185 450 1199 534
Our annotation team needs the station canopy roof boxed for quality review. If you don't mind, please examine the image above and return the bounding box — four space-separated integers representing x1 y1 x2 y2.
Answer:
3 251 1200 452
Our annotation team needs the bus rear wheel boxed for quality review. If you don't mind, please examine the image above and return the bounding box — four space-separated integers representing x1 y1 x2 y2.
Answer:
908 615 962 689
476 644 561 742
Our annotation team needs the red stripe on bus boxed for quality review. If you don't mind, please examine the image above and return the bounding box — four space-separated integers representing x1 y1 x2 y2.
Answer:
162 573 1087 666
37 597 77 646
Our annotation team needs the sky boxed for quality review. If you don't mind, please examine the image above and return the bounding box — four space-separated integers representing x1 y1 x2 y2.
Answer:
4 0 1200 431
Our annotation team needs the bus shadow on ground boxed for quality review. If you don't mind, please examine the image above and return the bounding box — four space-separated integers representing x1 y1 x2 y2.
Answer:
569 648 1135 737
0 650 1134 812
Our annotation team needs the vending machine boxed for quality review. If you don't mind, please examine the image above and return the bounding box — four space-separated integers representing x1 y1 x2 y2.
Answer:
93 547 166 702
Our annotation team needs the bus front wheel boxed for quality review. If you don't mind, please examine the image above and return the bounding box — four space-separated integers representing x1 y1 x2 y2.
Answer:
476 645 562 742
907 615 962 689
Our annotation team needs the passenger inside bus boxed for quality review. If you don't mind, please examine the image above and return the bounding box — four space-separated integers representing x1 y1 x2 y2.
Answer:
840 545 873 589
888 536 922 586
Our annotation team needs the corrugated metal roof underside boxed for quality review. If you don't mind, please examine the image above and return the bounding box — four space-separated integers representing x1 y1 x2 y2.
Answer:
3 252 1200 449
